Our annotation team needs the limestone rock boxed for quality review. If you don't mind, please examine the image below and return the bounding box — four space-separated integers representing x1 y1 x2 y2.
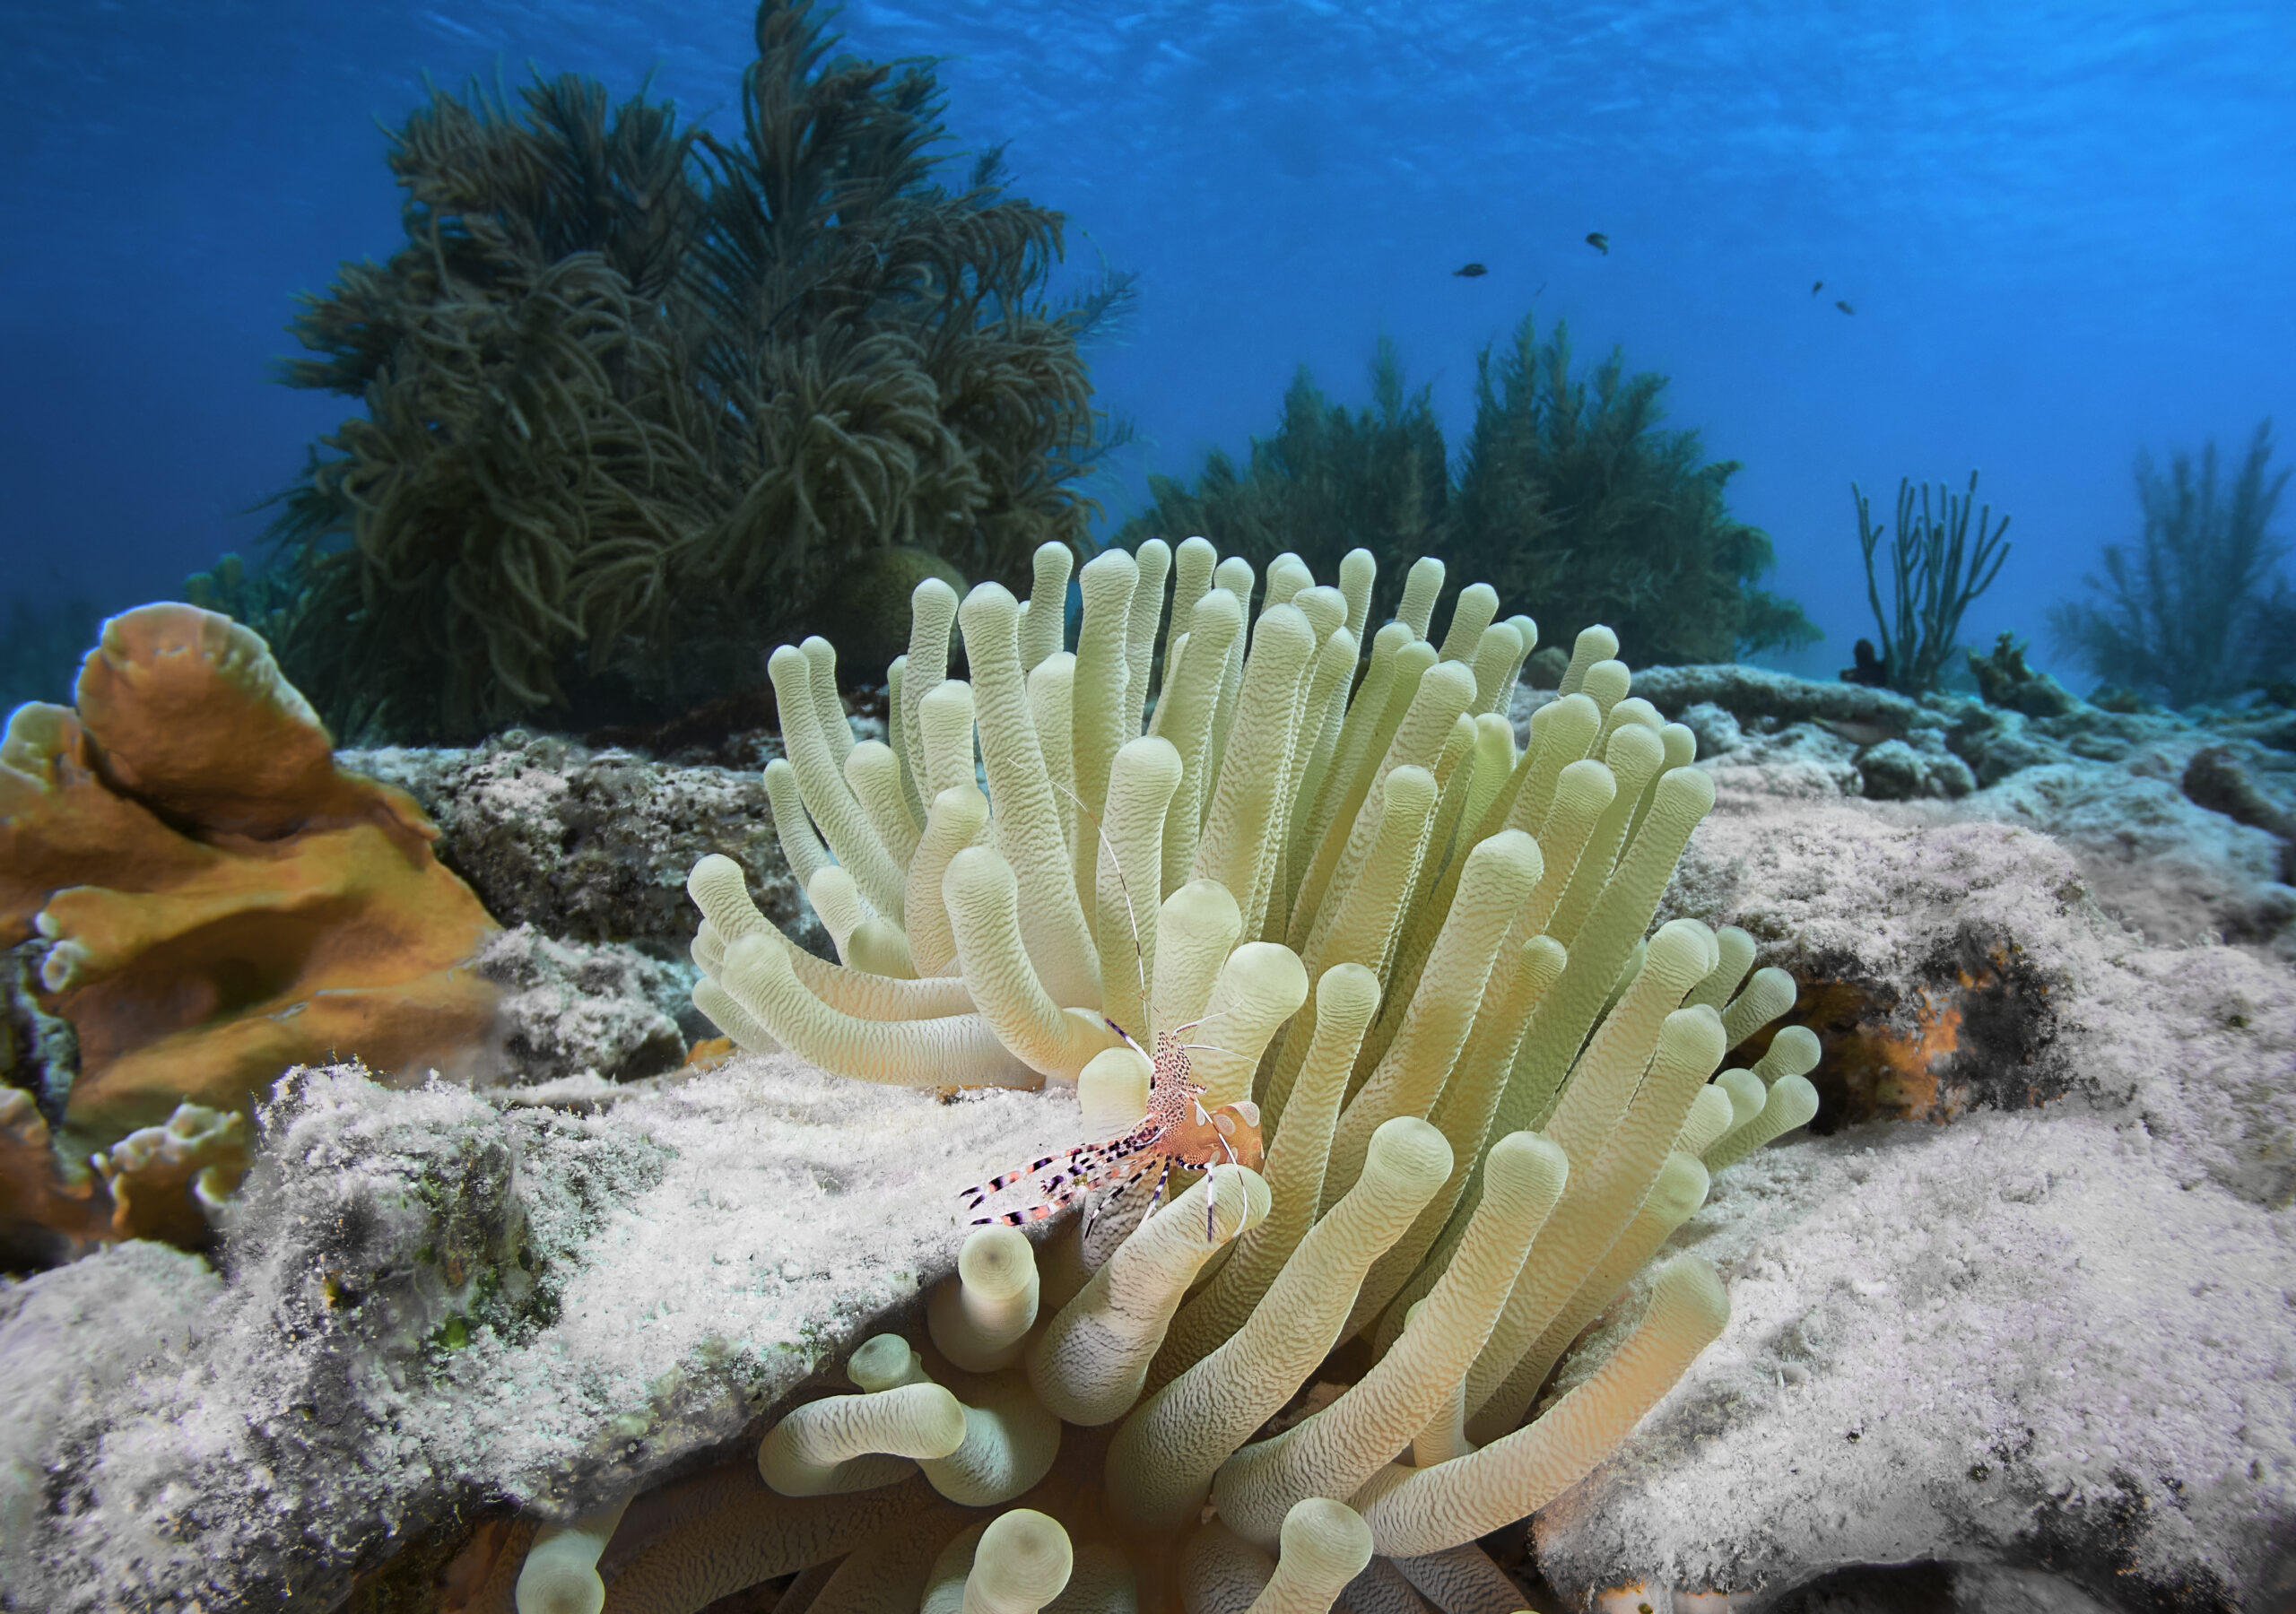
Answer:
1962 764 2296 960
2184 744 2296 883
0 1057 1080 1611
350 733 825 961
472 924 696 1087
1619 664 1932 733
1570 777 2296 1612
1605 664 2296 959
0 1241 222 1601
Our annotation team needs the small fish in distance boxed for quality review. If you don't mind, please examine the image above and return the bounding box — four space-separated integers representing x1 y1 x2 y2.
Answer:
1585 232 1609 255
1834 299 1855 315
1811 280 1823 294
1453 262 1488 278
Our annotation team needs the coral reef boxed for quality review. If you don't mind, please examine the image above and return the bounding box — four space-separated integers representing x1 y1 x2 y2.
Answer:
1448 316 1816 665
4 557 2292 1612
0 603 499 1253
4 707 2290 1611
808 546 972 689
658 538 1821 1612
181 551 300 648
2048 420 2296 707
259 0 1124 741
0 944 74 1119
1843 471 2013 696
1116 316 1815 664
0 1091 250 1264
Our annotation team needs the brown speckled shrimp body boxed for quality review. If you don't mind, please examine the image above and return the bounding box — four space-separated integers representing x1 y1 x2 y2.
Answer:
959 1016 1264 1241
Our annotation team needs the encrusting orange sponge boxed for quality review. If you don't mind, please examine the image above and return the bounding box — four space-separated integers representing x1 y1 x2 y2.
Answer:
0 603 500 1228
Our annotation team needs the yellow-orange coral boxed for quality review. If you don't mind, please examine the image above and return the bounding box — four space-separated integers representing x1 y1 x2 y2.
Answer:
0 1089 250 1252
0 603 499 1183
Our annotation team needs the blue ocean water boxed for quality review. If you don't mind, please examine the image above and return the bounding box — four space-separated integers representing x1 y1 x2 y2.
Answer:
1 0 2289 690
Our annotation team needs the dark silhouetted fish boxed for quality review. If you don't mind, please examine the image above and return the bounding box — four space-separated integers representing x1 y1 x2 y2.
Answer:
1453 262 1488 278
1835 299 1855 315
1811 280 1823 294
1585 232 1609 255
1841 639 1889 688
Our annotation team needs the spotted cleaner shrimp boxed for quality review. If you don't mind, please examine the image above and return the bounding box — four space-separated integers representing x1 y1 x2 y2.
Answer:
955 787 1266 1243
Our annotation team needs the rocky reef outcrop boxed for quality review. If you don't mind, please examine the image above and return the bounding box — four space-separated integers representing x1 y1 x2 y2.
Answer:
4 639 2292 1613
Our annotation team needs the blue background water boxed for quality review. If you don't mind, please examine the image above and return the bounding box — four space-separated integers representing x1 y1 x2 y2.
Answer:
2 0 2290 691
